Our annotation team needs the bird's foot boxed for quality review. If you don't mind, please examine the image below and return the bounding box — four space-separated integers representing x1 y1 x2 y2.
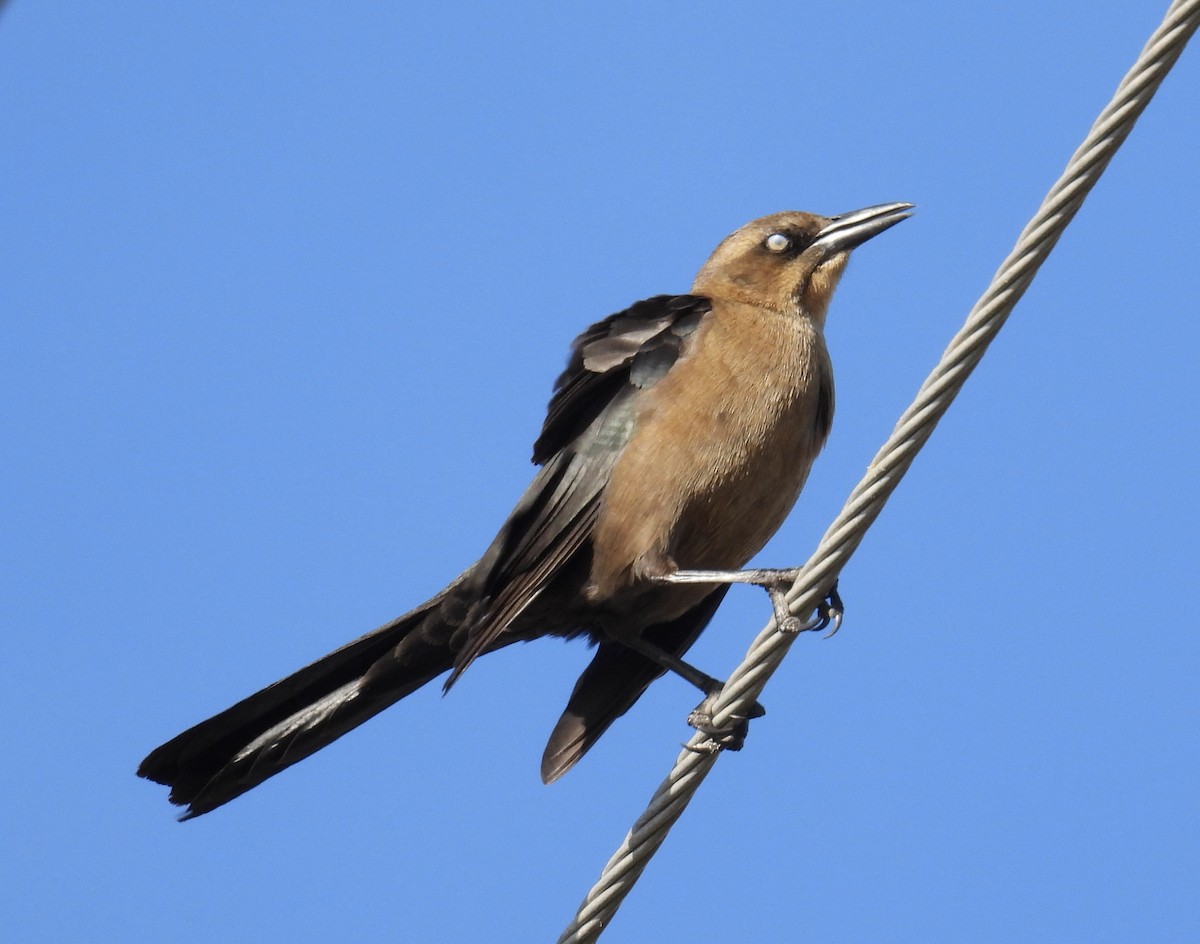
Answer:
722 570 842 636
685 693 766 754
781 580 843 638
657 569 844 638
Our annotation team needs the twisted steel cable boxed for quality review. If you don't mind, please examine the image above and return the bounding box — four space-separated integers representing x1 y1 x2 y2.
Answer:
558 2 1200 940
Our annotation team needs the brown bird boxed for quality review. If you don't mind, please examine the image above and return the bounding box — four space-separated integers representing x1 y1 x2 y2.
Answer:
138 203 912 819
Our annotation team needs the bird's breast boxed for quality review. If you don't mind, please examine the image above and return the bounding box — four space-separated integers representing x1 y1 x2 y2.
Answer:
587 302 833 604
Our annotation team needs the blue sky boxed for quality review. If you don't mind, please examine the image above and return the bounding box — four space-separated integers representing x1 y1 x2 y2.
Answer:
3 3 1198 942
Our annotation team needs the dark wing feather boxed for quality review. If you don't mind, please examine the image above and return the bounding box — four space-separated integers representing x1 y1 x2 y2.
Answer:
446 294 712 684
814 359 835 446
532 295 711 463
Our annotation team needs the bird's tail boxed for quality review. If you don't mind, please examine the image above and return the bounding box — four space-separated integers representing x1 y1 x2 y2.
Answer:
540 586 729 783
138 584 465 819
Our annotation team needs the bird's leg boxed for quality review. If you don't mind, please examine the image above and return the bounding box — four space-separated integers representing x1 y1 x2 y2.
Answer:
603 627 765 752
602 627 724 695
685 575 843 752
653 571 844 637
616 574 843 755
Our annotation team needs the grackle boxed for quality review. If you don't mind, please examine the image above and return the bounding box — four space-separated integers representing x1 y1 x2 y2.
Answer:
138 204 912 818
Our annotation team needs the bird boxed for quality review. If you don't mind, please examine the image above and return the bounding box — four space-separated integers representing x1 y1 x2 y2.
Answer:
138 203 912 819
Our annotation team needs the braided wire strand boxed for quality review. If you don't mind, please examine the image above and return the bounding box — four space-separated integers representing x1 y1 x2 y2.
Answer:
558 2 1200 940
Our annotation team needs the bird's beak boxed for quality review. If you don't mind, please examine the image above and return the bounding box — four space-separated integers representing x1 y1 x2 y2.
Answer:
811 202 914 256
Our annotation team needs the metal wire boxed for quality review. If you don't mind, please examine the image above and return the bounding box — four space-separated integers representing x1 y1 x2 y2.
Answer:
558 2 1200 940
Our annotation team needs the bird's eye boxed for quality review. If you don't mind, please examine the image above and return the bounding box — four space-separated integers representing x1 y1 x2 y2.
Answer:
765 233 791 253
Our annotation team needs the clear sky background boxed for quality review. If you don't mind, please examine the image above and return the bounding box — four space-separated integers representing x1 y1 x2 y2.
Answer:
3 3 1198 942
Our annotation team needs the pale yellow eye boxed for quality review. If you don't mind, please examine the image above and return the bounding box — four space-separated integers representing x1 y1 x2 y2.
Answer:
765 233 791 253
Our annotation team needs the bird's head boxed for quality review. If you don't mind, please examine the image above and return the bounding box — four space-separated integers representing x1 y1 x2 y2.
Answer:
692 203 913 323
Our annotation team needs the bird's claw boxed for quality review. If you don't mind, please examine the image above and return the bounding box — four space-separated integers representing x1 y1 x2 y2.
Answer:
685 692 765 753
772 581 844 638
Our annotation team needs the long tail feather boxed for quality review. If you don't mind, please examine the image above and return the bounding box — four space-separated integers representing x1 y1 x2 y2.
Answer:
138 589 460 819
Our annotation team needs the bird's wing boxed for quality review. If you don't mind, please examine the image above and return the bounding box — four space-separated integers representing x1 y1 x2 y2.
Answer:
444 294 712 685
532 294 710 464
